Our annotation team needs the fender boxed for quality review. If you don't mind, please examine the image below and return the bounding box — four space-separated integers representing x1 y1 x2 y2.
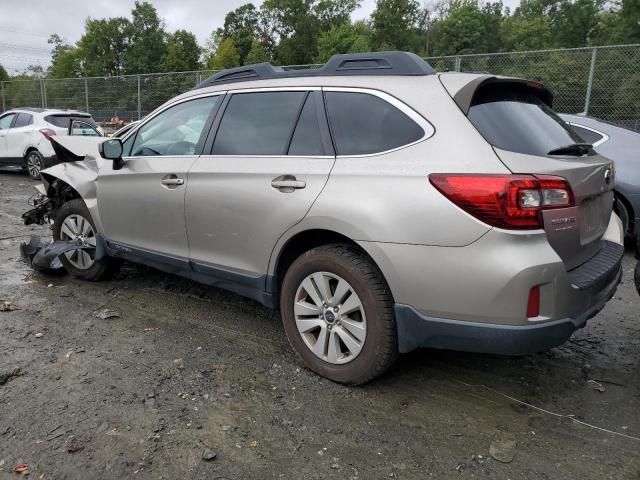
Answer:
26 136 108 232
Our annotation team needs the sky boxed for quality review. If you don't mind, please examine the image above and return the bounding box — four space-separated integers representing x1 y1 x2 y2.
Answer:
0 0 521 74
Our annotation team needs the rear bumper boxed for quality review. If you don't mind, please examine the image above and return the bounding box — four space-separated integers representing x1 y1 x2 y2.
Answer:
395 265 621 354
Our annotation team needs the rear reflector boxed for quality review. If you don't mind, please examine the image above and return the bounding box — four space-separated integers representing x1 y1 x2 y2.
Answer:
429 174 574 230
527 286 540 318
39 128 56 140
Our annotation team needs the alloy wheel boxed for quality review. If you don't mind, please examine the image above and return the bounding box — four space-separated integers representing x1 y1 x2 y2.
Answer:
294 271 367 365
27 153 42 178
59 214 97 270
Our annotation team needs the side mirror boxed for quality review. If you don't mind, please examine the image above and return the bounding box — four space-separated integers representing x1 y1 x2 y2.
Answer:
99 138 125 170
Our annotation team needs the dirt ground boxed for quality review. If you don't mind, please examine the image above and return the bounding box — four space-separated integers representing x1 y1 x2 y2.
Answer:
1 169 639 480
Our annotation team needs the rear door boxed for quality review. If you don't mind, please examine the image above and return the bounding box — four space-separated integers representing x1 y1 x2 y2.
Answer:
466 81 615 269
186 89 335 280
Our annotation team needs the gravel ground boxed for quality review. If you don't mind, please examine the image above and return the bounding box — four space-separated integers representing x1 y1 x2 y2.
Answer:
1 169 639 480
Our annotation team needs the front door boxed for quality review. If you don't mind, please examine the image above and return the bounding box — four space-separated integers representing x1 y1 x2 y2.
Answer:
186 90 335 282
97 95 221 261
0 113 16 160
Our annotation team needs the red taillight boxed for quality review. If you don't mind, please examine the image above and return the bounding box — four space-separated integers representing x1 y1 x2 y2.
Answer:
527 286 540 318
39 128 56 140
429 174 574 230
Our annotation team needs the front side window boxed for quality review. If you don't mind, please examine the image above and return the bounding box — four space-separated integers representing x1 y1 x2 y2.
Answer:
213 91 306 155
325 91 425 156
468 83 585 157
14 113 33 128
0 113 15 129
131 96 220 157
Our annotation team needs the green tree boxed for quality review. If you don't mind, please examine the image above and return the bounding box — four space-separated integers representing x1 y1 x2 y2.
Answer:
0 64 9 81
245 39 272 63
223 3 261 64
47 34 82 78
162 30 201 72
77 17 131 76
315 20 372 61
124 1 167 74
371 0 421 51
208 38 241 69
552 0 602 47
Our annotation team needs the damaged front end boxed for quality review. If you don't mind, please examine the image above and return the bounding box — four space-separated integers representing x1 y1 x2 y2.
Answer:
22 179 79 226
22 135 104 227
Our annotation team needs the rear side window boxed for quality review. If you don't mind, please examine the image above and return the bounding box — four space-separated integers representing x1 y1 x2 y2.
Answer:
324 92 424 156
14 113 33 127
213 92 305 155
569 125 605 145
45 115 97 128
468 84 584 157
288 94 325 156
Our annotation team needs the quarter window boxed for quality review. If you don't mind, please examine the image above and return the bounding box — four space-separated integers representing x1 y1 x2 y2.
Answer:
569 125 605 145
0 113 15 129
288 94 325 156
14 113 33 128
213 92 306 155
325 92 424 156
131 96 220 157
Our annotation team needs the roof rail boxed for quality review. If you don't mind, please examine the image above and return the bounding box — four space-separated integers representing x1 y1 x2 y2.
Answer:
195 51 435 89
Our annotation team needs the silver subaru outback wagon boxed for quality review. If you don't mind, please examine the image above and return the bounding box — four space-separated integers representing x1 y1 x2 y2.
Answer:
25 52 624 384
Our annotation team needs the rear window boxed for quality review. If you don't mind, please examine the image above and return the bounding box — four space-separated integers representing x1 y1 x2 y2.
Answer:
467 84 584 157
45 114 97 129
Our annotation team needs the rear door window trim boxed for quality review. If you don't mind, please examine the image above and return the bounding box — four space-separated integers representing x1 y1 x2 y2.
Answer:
566 122 609 147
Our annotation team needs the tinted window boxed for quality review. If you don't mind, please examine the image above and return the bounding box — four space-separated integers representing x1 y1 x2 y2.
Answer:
213 92 305 155
570 125 605 145
45 115 96 128
0 113 15 129
325 92 424 156
288 94 325 156
14 113 33 128
131 96 219 156
468 84 584 157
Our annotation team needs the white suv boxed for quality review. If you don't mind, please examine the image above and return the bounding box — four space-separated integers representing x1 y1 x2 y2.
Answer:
0 108 103 179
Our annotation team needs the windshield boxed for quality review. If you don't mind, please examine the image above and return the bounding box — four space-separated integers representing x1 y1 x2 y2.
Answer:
468 83 585 157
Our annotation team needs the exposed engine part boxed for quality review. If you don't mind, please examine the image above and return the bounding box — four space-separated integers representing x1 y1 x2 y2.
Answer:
22 180 79 226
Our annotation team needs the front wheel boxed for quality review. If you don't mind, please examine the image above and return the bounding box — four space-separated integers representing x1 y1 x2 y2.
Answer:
25 150 45 179
280 244 398 385
53 199 119 280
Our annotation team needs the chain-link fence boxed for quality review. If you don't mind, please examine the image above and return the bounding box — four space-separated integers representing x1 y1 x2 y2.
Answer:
1 44 639 132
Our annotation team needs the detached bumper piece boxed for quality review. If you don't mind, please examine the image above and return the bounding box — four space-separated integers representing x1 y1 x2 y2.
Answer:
20 235 91 274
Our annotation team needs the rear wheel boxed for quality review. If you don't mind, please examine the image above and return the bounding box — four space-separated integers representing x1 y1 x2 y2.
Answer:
25 150 45 179
614 194 631 238
280 244 397 385
53 199 119 280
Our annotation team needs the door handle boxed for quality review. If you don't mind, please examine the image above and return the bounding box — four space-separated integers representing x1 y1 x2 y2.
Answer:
271 175 306 192
161 175 184 187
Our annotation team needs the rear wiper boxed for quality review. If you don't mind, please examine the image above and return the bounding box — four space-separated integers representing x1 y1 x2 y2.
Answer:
547 143 593 156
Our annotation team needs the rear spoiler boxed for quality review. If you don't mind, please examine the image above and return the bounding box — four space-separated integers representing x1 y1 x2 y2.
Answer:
452 76 554 115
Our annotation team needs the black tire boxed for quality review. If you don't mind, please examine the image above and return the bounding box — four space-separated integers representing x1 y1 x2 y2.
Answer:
635 260 640 297
53 199 119 281
614 194 631 238
25 150 45 180
280 244 398 385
